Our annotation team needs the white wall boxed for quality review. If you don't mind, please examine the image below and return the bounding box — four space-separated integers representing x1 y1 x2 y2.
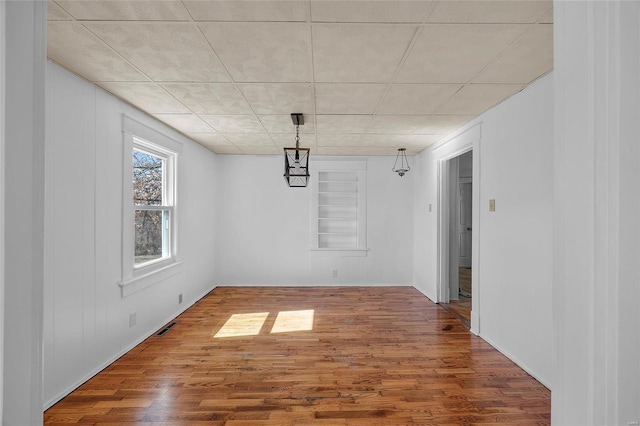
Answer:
413 73 554 387
553 1 640 424
0 1 6 421
215 155 414 286
43 62 218 407
3 1 46 424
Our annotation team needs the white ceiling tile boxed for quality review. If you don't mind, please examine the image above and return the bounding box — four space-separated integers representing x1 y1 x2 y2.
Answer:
311 1 435 23
358 134 410 146
414 115 475 135
317 134 362 146
539 8 553 24
98 82 190 114
270 134 316 147
201 23 311 82
397 134 443 148
48 22 148 82
366 115 473 135
315 146 357 155
396 24 528 83
359 134 440 149
185 132 231 146
351 134 441 152
202 115 266 133
153 113 215 133
183 1 308 22
237 145 281 155
427 1 552 24
365 115 430 134
223 134 273 146
360 134 443 152
349 146 399 156
48 1 73 20
239 84 314 115
438 84 524 115
316 115 373 134
46 0 554 157
312 24 416 83
473 25 553 84
378 84 462 115
315 84 387 114
259 115 315 134
54 0 191 21
209 145 243 154
161 83 252 115
85 22 230 82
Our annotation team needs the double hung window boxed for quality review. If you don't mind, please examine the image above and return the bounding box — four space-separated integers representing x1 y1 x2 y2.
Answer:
120 115 182 296
132 144 174 267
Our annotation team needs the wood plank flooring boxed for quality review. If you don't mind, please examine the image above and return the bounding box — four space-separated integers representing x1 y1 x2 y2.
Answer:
440 295 471 329
44 287 550 425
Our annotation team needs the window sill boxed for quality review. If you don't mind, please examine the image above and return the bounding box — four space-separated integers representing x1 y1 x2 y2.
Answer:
119 259 184 297
309 248 368 257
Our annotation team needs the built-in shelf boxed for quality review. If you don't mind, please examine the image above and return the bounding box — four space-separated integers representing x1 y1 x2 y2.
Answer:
310 161 367 254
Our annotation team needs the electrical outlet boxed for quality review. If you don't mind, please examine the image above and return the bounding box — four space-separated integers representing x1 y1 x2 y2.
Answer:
129 312 137 328
332 269 338 278
178 293 183 304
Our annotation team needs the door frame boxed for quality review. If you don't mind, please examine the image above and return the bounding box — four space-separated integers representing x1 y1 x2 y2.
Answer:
434 124 481 334
0 0 5 419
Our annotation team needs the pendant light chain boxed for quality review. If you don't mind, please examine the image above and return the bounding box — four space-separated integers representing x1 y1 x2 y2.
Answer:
295 122 300 149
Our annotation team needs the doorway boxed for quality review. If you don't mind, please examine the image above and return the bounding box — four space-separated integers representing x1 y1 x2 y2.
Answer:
441 150 472 326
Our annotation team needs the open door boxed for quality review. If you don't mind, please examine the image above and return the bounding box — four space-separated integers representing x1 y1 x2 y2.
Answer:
441 151 472 325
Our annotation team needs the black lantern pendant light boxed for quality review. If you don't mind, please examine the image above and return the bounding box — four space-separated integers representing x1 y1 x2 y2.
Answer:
284 113 310 187
392 148 410 177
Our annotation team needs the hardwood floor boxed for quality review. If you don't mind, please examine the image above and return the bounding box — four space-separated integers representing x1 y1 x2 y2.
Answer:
440 267 472 327
440 295 471 329
44 287 550 425
459 268 472 296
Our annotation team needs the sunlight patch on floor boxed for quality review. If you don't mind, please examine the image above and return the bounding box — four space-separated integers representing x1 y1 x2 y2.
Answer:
213 310 315 338
271 310 314 333
214 312 269 338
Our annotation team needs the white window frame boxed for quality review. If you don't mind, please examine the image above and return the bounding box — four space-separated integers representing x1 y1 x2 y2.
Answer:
120 115 183 297
132 143 174 267
309 160 368 257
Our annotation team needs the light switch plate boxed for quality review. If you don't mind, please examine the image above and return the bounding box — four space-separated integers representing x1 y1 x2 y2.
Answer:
489 199 496 212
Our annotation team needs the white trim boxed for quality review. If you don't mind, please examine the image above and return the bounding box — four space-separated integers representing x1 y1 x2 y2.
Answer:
215 282 412 288
435 123 481 334
123 115 183 154
0 0 5 419
120 114 182 296
309 159 368 254
479 333 551 390
3 1 46 422
119 259 184 298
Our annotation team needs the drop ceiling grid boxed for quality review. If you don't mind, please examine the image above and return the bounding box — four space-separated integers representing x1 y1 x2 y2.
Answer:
46 0 554 155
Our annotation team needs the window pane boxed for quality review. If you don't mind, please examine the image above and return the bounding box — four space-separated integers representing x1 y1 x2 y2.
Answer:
133 150 163 206
134 209 168 265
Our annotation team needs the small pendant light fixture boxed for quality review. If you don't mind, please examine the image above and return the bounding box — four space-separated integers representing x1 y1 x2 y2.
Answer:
284 113 310 187
392 148 410 177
